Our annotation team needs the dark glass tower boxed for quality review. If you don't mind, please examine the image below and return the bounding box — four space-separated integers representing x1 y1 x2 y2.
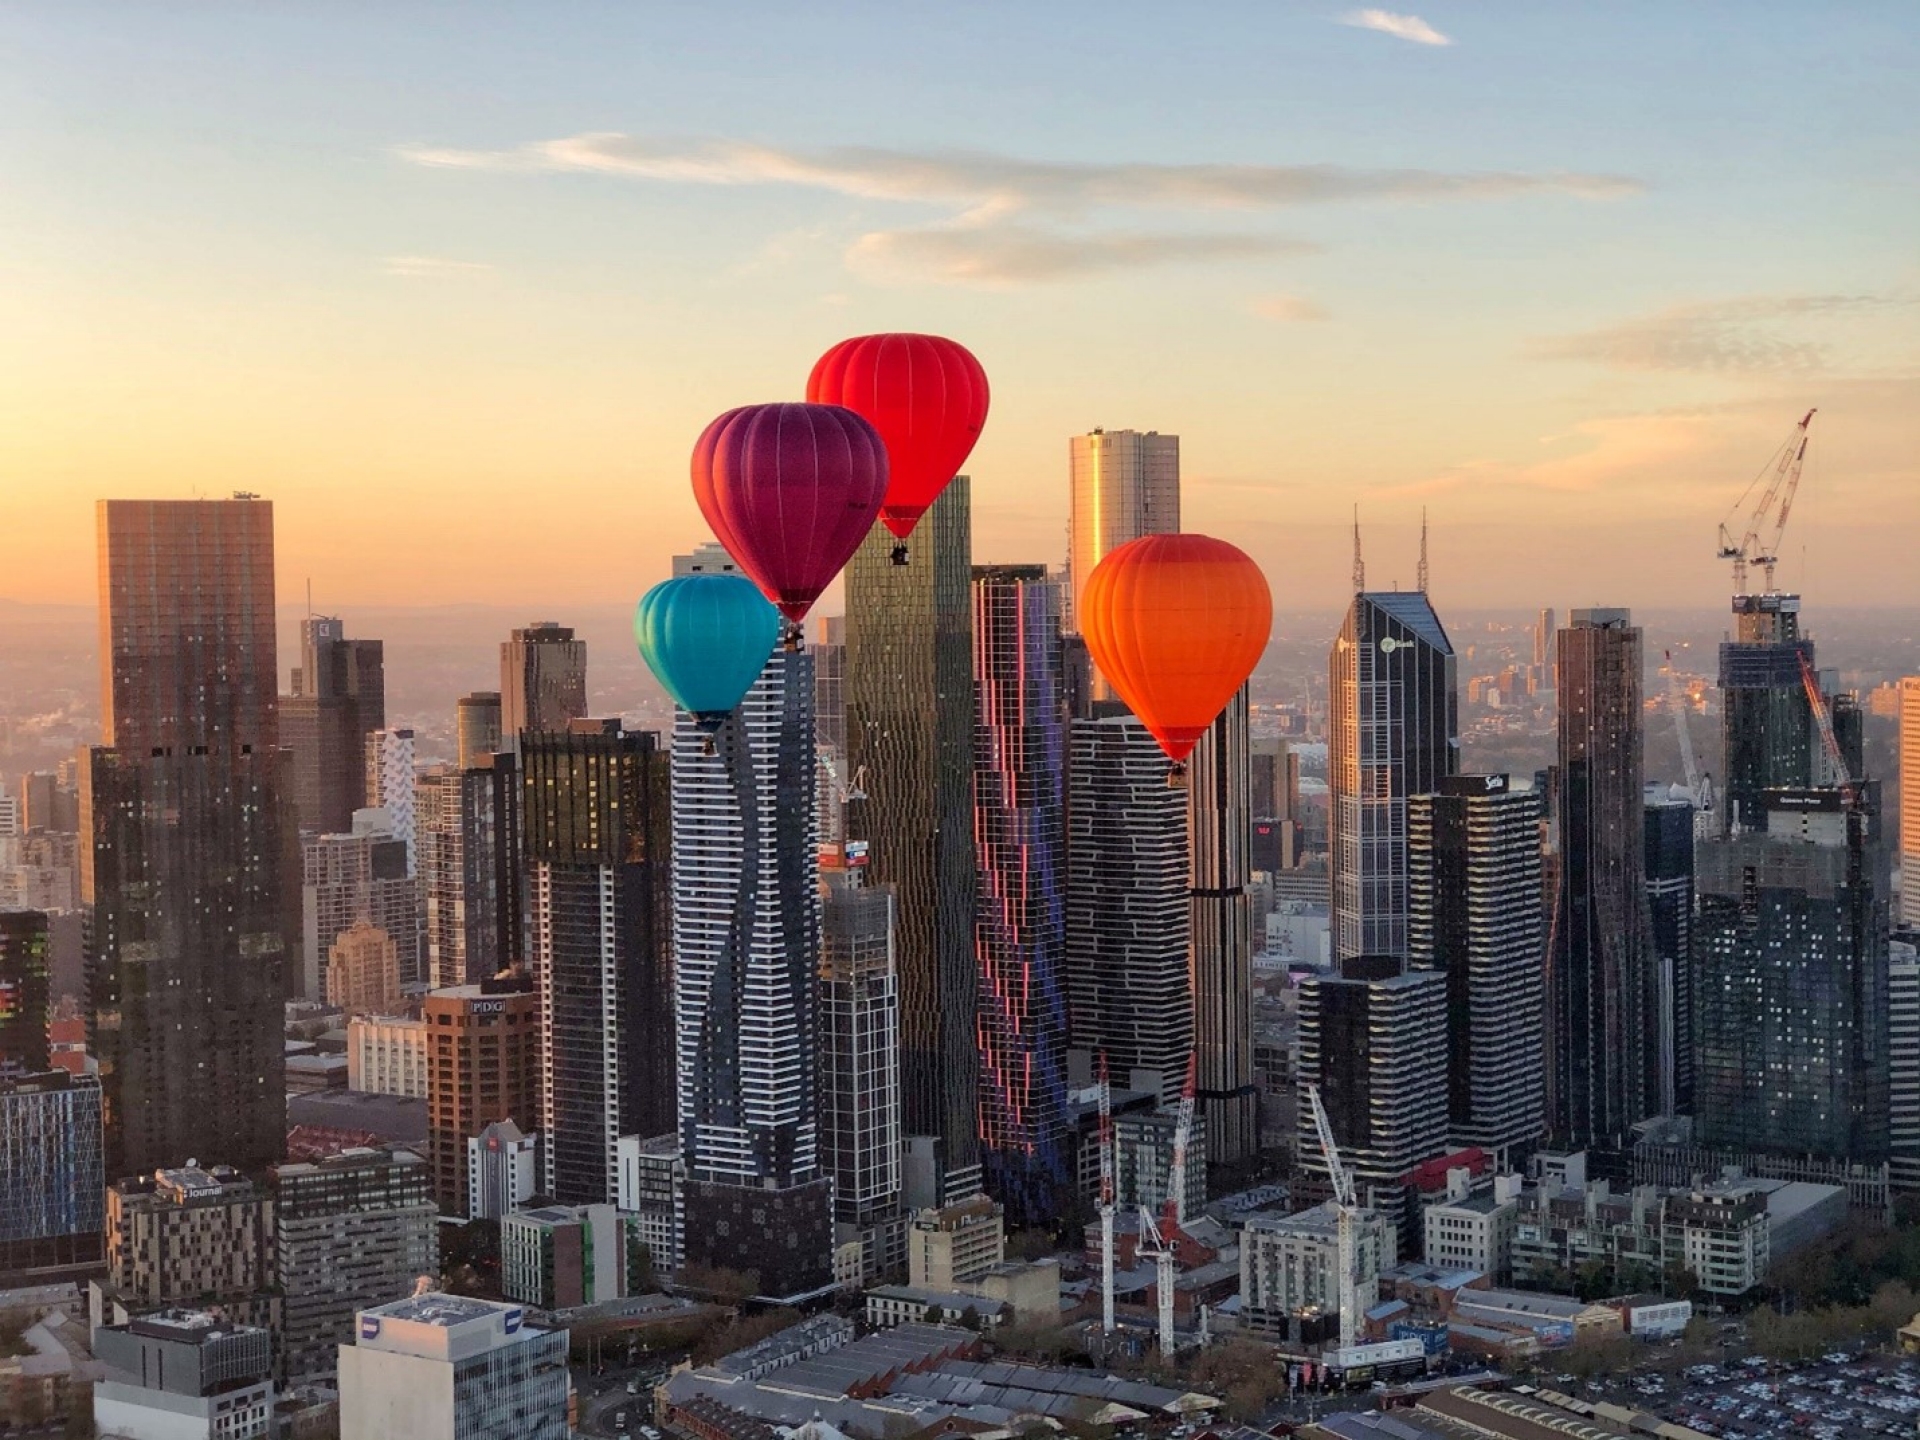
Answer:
970 566 1071 1226
281 616 385 837
845 479 979 1202
520 720 672 1204
1190 690 1257 1167
1545 608 1655 1151
0 911 52 1077
1644 790 1696 1115
1065 711 1190 1102
1408 774 1545 1159
86 497 294 1177
1719 594 1815 834
1328 593 1458 962
1694 789 1889 1159
500 623 587 751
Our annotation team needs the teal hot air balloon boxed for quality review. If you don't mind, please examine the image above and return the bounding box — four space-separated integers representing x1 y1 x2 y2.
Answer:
634 574 782 731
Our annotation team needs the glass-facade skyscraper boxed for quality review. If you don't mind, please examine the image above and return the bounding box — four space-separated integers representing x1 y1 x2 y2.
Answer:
1644 788 1697 1116
1328 591 1459 963
970 565 1071 1225
499 623 587 752
845 479 980 1204
521 720 672 1204
1066 429 1179 639
1545 608 1655 1150
86 496 295 1177
281 616 385 838
1189 689 1257 1166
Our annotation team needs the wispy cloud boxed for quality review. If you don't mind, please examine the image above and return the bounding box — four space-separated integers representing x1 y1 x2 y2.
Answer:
1251 293 1332 323
1339 9 1453 46
381 254 495 279
1533 293 1902 373
397 134 1638 213
852 225 1316 285
398 132 1636 287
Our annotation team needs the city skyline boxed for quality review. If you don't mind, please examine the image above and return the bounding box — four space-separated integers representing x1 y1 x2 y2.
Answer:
4 4 1916 613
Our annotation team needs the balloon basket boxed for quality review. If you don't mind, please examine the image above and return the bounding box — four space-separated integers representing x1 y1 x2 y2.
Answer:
890 544 910 567
781 623 803 652
1165 762 1189 790
702 735 716 756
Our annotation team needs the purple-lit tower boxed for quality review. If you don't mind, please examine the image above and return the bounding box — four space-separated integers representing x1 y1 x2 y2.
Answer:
970 565 1072 1226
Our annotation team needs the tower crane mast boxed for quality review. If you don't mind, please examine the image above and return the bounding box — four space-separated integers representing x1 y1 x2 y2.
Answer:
1096 1054 1115 1336
1306 1084 1359 1353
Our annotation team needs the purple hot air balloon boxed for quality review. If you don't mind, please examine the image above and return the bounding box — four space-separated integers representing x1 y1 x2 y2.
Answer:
691 402 888 625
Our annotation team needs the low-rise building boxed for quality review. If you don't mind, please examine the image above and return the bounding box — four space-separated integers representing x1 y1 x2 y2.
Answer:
467 1120 540 1222
1452 1287 1620 1343
865 1285 1008 1330
501 1204 647 1309
1239 1203 1396 1341
908 1196 1005 1290
616 1132 684 1273
337 1292 569 1440
347 1014 428 1098
1422 1174 1521 1283
93 1309 275 1440
106 1163 278 1335
1617 1294 1692 1338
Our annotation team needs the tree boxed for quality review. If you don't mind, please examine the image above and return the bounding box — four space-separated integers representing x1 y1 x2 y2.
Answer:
925 1304 945 1324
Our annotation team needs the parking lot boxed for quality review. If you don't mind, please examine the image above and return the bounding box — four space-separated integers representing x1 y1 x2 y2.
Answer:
1562 1349 1920 1439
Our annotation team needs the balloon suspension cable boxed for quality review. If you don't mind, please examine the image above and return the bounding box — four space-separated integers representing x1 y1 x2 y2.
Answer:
1165 760 1190 790
890 544 910 567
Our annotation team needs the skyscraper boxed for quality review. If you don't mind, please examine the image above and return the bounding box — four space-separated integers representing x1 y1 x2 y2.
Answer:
971 565 1072 1225
1408 775 1545 1159
673 650 832 1299
1890 939 1919 1194
499 623 587 750
1533 607 1556 685
425 977 542 1219
282 616 385 837
1900 677 1920 929
456 692 503 770
818 868 903 1277
364 727 417 875
521 720 672 1205
810 616 849 855
844 478 979 1204
1328 591 1459 962
1297 955 1448 1248
1545 608 1655 1150
1190 690 1257 1166
1644 788 1697 1116
1064 712 1190 1102
86 496 293 1177
1718 592 1826 833
0 910 51 1076
1066 429 1179 636
417 758 520 991
1694 788 1889 1161
326 920 404 1019
302 811 418 999
0 1070 104 1289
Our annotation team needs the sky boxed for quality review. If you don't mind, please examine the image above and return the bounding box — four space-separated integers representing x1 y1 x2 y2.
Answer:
3 2 1916 616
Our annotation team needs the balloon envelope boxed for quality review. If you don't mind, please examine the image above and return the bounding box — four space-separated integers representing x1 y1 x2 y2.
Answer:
1079 534 1273 763
691 402 889 624
633 574 782 729
807 333 988 540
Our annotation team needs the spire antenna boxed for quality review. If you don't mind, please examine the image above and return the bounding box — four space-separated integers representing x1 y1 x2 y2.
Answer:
1417 508 1429 594
1351 506 1365 593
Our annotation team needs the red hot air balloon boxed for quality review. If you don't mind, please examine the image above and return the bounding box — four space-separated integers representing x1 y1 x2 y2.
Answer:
807 333 988 554
691 402 888 627
1078 533 1272 773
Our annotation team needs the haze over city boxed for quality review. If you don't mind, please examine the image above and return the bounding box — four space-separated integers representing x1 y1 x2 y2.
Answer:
4 1 1917 611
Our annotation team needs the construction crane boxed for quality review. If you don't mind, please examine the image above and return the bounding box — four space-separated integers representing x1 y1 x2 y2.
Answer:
1663 652 1717 840
1136 1056 1198 1355
1716 409 1815 593
1798 653 1864 810
1096 1054 1116 1337
1305 1084 1360 1353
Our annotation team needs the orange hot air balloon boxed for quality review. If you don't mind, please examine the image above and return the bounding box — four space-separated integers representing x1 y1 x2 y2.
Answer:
1079 533 1272 767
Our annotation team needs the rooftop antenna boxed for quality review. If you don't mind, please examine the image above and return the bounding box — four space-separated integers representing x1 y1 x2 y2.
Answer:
1417 508 1430 594
1351 506 1365 593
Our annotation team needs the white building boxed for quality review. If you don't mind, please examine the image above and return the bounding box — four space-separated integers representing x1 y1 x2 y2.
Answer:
1891 938 1920 1195
93 1310 275 1440
337 1292 569 1440
347 1014 428 1098
616 1133 684 1274
364 730 418 874
1900 677 1919 928
1239 1203 1396 1340
468 1120 540 1221
1423 1173 1522 1282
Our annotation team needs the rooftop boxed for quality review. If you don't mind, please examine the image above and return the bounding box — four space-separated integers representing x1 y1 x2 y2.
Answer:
366 1292 506 1327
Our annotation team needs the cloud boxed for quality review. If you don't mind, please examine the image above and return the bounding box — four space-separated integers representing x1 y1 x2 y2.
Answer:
850 224 1316 285
381 255 495 278
397 133 1638 214
1533 293 1901 373
1251 293 1332 323
1339 9 1453 46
